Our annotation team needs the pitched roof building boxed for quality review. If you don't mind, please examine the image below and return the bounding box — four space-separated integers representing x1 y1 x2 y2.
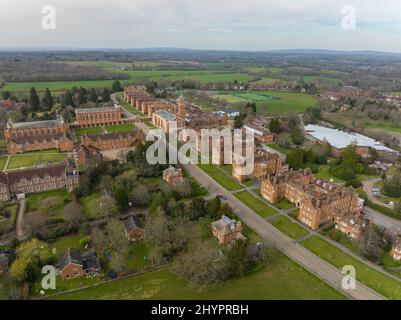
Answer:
123 217 145 242
211 215 246 245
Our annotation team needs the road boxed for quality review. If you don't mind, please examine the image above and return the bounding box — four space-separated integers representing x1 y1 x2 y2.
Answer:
125 97 385 300
16 198 26 241
184 163 386 300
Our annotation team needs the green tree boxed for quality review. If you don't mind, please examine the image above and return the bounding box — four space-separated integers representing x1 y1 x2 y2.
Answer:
42 88 54 110
89 88 98 102
287 148 305 170
269 118 281 134
29 87 40 111
62 90 74 107
101 88 111 102
112 81 123 92
105 219 130 272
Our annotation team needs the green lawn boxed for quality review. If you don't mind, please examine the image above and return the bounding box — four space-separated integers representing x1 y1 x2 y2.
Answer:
274 199 295 210
75 124 134 140
197 164 242 191
0 156 8 171
302 236 401 300
235 191 277 218
256 91 317 115
26 189 72 212
125 242 151 272
269 215 309 240
52 252 345 300
7 153 67 170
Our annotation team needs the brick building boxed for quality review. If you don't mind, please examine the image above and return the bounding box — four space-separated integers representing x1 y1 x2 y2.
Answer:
211 216 246 245
152 109 185 132
81 130 142 151
162 166 184 185
334 213 366 240
58 249 101 280
4 118 68 139
73 144 103 170
75 106 122 128
4 118 73 154
7 133 74 155
261 169 361 231
0 158 79 201
232 148 286 182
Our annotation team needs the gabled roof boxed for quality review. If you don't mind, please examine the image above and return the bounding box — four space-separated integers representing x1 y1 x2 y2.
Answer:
5 157 77 184
59 248 83 271
123 216 144 234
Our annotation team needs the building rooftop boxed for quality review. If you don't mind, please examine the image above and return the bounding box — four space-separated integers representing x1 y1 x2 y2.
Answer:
75 106 119 114
305 124 397 153
10 119 63 129
154 109 176 121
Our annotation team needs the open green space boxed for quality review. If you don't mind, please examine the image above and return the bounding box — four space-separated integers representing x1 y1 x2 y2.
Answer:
117 92 145 116
234 191 277 218
52 252 345 300
0 156 8 171
256 91 317 115
269 215 309 240
302 236 401 299
197 164 242 191
4 80 123 92
366 122 401 134
274 199 295 210
74 123 135 140
6 153 67 170
26 189 72 212
122 70 255 84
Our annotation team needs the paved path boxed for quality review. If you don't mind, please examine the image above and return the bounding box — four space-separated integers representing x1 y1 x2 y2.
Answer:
184 163 386 300
362 177 392 208
365 207 401 233
16 198 26 241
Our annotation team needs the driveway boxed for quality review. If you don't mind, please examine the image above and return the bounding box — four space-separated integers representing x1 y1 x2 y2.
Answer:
184 163 385 300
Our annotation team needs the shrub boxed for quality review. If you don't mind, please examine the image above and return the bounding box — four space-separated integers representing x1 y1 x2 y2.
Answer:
329 165 356 181
345 179 363 188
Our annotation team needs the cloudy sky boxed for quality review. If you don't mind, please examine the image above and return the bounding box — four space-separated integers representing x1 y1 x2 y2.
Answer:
1 0 401 52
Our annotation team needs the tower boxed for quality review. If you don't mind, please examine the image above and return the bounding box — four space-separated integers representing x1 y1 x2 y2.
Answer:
177 95 185 119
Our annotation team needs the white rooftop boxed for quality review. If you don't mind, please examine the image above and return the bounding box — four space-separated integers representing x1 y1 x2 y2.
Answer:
304 124 397 153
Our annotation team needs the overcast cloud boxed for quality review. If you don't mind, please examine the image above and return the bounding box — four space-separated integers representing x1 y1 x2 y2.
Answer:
1 0 401 51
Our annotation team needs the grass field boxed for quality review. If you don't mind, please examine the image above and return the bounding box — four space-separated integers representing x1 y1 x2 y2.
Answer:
26 189 72 212
0 156 8 171
3 80 124 92
6 153 67 170
256 91 317 115
74 124 135 139
268 215 309 240
52 252 345 300
234 191 277 218
366 122 401 134
302 236 401 300
122 70 255 84
197 164 242 191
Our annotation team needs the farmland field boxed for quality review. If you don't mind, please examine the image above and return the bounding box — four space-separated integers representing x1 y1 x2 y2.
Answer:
52 252 345 300
3 80 125 92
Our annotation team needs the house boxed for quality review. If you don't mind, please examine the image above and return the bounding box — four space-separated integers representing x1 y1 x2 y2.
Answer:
82 251 101 277
390 238 401 261
59 249 102 280
0 253 9 275
211 215 246 245
162 166 184 185
123 217 145 242
74 143 103 169
58 248 84 280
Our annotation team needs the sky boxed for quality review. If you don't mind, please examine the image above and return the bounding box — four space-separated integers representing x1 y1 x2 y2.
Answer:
1 0 401 52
